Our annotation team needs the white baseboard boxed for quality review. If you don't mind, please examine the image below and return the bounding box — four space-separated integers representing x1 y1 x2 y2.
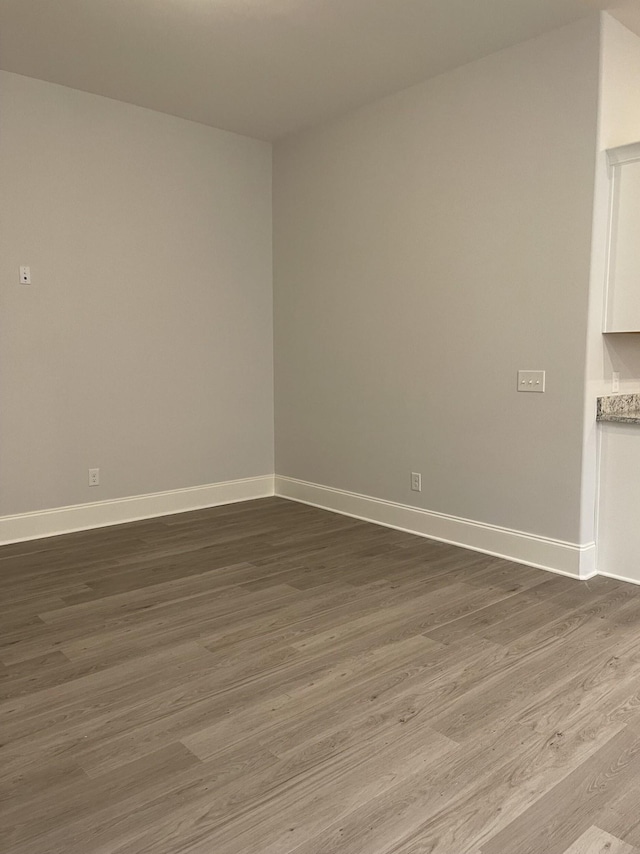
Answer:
1 474 598 582
598 569 640 587
0 475 275 545
275 476 597 580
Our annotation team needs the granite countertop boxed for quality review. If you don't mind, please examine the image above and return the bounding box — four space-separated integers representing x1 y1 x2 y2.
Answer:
597 393 640 424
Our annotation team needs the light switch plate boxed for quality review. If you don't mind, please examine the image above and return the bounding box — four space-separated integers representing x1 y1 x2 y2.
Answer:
517 370 545 393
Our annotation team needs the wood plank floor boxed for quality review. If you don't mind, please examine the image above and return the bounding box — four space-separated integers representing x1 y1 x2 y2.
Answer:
2 497 640 853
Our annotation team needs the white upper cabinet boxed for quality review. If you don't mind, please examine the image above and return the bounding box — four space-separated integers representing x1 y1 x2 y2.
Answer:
605 141 640 332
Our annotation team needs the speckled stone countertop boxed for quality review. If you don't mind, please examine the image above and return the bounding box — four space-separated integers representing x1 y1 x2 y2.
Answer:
597 393 640 424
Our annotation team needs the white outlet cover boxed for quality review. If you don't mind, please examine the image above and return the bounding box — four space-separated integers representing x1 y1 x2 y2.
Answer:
517 370 545 393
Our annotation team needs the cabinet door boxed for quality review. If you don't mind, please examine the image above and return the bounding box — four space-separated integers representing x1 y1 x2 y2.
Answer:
597 423 640 582
605 152 640 332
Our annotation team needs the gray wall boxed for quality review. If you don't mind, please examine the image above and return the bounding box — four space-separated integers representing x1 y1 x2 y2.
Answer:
0 72 274 516
274 18 600 543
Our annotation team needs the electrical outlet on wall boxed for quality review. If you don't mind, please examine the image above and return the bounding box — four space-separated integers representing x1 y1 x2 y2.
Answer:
88 468 100 486
411 472 422 492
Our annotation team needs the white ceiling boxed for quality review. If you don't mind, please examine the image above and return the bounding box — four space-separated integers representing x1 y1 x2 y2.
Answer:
0 0 639 141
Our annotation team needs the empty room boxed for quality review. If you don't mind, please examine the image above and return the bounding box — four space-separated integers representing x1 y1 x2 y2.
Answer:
4 1 640 852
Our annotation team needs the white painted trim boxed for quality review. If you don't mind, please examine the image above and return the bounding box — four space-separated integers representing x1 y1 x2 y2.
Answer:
275 476 596 580
607 140 640 166
2 474 598 582
598 569 640 587
0 476 275 545
602 149 618 331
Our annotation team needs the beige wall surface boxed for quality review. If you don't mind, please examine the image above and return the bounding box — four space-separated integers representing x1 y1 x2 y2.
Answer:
0 72 274 516
274 18 600 543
